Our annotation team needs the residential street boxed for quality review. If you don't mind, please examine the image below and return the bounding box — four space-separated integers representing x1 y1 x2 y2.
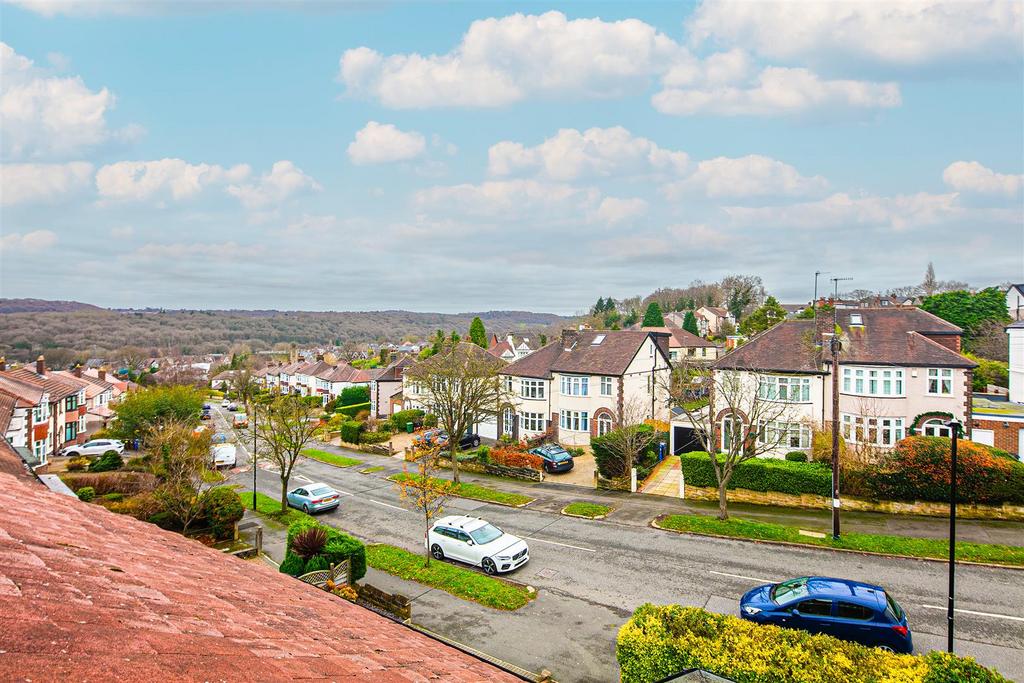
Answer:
214 407 1024 683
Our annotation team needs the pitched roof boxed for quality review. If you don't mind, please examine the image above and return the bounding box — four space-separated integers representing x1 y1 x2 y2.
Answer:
0 391 16 434
698 306 728 318
374 356 414 382
502 330 666 378
0 460 520 682
51 371 109 400
487 341 515 358
6 368 79 400
642 327 716 349
322 363 370 383
0 375 44 406
714 320 824 374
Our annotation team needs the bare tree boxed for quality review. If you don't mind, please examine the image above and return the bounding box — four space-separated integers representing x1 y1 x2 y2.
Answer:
667 359 796 519
592 398 659 482
922 262 938 297
147 419 213 534
403 341 511 484
393 446 456 567
255 396 321 512
229 364 258 410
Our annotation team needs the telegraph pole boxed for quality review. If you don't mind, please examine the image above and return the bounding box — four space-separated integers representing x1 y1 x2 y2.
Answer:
830 332 841 539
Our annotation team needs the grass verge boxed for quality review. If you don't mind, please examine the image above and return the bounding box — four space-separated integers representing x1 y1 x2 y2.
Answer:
656 513 1024 566
360 466 386 474
240 490 310 528
302 448 362 468
365 543 535 610
389 472 534 507
562 502 612 519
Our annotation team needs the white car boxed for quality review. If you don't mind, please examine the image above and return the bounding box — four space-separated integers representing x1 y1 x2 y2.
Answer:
426 515 529 575
60 439 125 458
221 399 230 407
211 443 237 468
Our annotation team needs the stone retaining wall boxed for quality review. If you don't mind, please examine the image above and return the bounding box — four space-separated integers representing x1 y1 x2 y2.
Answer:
683 484 1024 521
437 457 543 482
356 582 411 621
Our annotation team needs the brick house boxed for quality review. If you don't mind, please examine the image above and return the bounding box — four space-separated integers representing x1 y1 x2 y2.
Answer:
971 320 1024 455
0 356 87 465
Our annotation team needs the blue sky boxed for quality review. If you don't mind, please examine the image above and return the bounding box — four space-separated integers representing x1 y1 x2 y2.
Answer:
1 0 1022 313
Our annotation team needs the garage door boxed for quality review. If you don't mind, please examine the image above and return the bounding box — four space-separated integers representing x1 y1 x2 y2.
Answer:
672 426 702 455
972 429 995 447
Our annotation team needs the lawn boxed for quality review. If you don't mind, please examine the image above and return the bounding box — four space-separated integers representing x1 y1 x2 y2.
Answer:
365 544 534 610
302 448 362 468
360 466 386 474
239 490 310 527
562 502 612 519
656 514 1024 566
389 472 534 507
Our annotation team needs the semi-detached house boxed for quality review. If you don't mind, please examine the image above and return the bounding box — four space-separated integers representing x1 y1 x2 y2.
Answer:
499 329 672 448
0 356 87 466
698 306 976 457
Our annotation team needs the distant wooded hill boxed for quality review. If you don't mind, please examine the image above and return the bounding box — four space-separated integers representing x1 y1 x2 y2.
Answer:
0 301 567 363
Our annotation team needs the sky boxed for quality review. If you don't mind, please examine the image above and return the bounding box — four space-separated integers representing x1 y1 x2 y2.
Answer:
1 0 1022 314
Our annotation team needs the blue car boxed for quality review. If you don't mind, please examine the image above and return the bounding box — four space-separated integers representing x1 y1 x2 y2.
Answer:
740 577 912 653
527 443 574 473
286 482 341 514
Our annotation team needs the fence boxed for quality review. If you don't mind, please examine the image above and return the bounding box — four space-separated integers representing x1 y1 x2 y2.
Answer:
297 560 351 589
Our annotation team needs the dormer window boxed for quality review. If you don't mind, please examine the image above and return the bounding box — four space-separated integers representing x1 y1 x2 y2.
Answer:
850 313 863 325
591 334 606 345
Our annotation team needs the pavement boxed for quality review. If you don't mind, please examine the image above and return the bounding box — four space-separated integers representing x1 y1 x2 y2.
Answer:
211 405 1024 682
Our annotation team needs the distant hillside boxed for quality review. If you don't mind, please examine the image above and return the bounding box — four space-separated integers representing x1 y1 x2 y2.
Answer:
0 303 567 363
0 299 103 314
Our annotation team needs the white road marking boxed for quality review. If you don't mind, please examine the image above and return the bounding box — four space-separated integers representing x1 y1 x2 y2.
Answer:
918 605 1024 623
369 499 408 512
296 474 313 483
709 570 774 584
523 536 596 553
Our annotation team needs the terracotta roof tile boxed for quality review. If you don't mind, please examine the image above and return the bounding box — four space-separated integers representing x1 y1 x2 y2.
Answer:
5 368 78 400
502 330 667 378
0 466 520 682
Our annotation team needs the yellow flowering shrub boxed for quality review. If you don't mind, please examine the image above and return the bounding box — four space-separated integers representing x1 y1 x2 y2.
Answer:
617 605 1006 683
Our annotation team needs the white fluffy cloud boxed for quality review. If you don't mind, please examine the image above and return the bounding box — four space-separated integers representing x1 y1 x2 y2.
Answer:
0 161 93 205
724 192 962 231
687 0 1023 70
339 11 681 108
592 197 648 226
488 126 688 180
347 121 426 165
96 158 251 202
131 241 266 263
943 161 1022 197
414 179 599 219
663 154 828 199
1 42 139 159
653 66 900 116
0 229 58 252
227 160 321 209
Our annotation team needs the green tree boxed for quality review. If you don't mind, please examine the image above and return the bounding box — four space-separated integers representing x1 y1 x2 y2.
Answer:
339 385 370 406
109 385 205 442
449 330 461 343
539 333 548 346
468 316 487 348
966 353 1008 391
623 308 640 327
642 302 665 327
255 396 322 512
920 287 1009 338
738 296 787 336
795 306 815 319
682 311 699 336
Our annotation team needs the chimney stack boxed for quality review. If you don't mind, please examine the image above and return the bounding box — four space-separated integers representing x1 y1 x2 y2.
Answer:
36 355 46 375
560 329 581 350
73 365 83 378
0 356 5 372
99 367 107 381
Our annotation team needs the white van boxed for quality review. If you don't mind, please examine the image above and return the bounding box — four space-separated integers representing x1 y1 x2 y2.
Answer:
211 443 237 468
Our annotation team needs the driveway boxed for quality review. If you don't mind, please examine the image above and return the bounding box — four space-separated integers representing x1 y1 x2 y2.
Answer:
548 452 596 487
231 443 1024 683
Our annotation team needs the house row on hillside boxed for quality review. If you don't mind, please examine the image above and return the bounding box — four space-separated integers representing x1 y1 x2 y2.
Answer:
0 357 128 468
255 357 372 404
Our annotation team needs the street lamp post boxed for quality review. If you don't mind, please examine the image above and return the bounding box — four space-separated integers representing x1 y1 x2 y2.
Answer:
945 418 962 653
252 403 258 509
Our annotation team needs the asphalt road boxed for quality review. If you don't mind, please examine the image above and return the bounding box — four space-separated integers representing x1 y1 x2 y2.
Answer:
210 406 1024 682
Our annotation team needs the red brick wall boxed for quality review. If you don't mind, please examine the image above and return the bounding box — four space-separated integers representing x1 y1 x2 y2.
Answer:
971 418 1022 455
921 333 961 353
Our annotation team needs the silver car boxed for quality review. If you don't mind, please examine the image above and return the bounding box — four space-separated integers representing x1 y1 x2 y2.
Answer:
60 439 125 458
286 483 341 514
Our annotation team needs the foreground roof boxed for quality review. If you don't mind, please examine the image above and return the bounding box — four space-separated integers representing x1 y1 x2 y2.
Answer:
502 330 667 378
0 461 519 681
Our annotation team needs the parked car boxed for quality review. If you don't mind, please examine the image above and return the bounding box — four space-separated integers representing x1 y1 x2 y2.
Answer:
528 443 574 473
200 411 212 421
233 413 249 428
221 399 230 407
739 577 913 653
202 403 212 410
211 432 229 444
210 443 237 468
286 483 341 514
435 430 481 450
59 439 125 458
227 403 238 412
426 515 529 575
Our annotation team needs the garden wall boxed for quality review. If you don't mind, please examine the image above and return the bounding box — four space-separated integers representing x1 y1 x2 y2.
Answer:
437 457 543 482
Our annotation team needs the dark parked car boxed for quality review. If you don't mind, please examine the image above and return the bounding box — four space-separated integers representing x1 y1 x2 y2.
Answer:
740 576 912 653
200 411 212 421
528 443 574 473
435 430 481 450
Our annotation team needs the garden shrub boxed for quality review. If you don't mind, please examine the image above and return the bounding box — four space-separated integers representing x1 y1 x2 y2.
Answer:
477 446 490 464
100 492 125 502
291 526 329 559
201 487 244 540
88 451 124 473
336 402 371 418
338 385 370 407
66 456 90 471
677 453 833 497
285 518 366 581
301 395 325 408
279 551 305 577
785 451 808 462
616 605 1006 683
76 486 95 502
61 471 159 496
340 420 363 444
390 409 425 431
304 554 330 572
423 413 438 427
593 424 659 480
490 447 543 470
148 510 180 531
359 430 392 444
811 427 846 462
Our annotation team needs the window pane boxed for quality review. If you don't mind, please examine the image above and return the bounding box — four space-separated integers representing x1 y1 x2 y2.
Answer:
836 602 874 620
798 599 833 616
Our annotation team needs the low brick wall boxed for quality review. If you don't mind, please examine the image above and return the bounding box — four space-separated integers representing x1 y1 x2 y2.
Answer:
357 582 411 621
683 484 1024 521
596 473 629 491
437 457 543 482
358 442 394 456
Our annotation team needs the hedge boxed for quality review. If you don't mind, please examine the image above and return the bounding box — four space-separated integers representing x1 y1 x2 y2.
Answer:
390 409 425 431
679 453 833 498
201 486 245 540
616 604 1007 683
490 447 543 470
336 401 371 418
593 424 661 480
359 430 392 444
338 385 370 407
283 517 366 581
340 420 362 444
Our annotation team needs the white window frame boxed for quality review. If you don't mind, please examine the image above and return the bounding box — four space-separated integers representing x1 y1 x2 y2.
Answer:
560 375 589 397
559 410 589 432
756 420 811 450
600 376 613 396
597 413 613 436
502 408 514 436
927 368 953 396
841 367 904 397
841 414 906 446
520 379 546 400
520 412 545 432
757 375 812 403
922 418 951 437
721 414 744 452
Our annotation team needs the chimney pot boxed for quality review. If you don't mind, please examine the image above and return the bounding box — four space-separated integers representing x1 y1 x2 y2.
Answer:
0 356 5 372
99 368 107 381
560 329 581 349
73 365 82 378
36 355 45 375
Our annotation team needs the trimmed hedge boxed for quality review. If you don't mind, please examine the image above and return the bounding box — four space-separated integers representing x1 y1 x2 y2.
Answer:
679 452 833 497
390 409 425 431
359 430 392 444
283 517 366 581
338 385 370 407
336 401 371 418
201 486 244 540
616 604 1007 683
785 451 808 462
340 420 362 444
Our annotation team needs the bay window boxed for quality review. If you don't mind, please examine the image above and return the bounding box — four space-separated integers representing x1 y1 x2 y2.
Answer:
560 375 588 396
841 367 904 397
927 368 953 395
757 375 811 402
559 410 589 432
841 414 905 446
756 421 810 450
